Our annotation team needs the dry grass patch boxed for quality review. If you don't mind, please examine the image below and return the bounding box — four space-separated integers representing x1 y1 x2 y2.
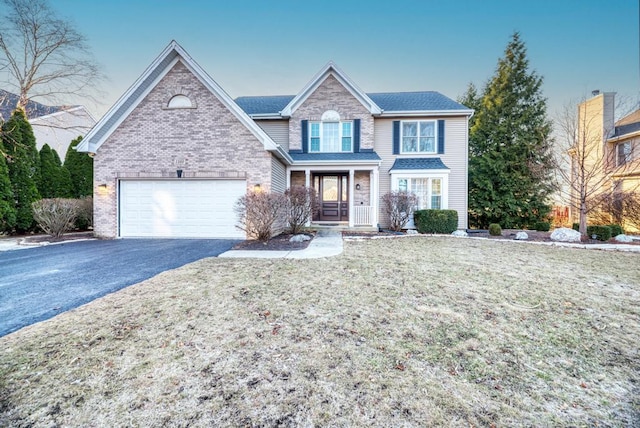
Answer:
1 237 639 426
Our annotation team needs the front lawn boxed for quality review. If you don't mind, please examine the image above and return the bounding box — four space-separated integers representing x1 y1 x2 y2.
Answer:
1 237 638 426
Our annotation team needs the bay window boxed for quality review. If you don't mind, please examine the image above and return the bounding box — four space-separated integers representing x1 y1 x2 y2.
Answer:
397 177 443 209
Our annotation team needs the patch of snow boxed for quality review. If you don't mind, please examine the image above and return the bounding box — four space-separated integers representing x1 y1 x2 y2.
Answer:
614 234 634 243
289 234 311 243
452 230 468 237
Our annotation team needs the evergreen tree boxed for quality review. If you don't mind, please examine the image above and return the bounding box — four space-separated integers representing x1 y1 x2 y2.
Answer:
63 136 93 197
39 145 73 198
467 33 555 229
0 140 17 232
38 144 58 198
2 109 40 232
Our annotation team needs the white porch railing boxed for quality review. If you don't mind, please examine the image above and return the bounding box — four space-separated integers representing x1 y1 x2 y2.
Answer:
353 206 374 226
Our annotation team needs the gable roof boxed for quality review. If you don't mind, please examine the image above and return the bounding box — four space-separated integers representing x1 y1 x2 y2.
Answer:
235 91 473 117
0 89 65 121
280 62 382 117
76 41 291 163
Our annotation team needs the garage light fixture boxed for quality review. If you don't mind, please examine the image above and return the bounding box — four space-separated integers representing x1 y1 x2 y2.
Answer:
98 184 108 195
253 184 262 192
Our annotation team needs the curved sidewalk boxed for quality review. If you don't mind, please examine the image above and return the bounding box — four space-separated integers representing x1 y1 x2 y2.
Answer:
218 230 343 259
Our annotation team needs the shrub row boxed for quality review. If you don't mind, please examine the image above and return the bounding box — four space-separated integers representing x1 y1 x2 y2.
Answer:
572 223 623 238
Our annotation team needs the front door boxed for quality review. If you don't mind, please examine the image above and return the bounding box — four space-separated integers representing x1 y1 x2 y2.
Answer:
314 174 348 222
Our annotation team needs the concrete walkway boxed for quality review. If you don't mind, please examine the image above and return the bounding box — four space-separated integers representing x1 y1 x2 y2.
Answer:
218 229 343 259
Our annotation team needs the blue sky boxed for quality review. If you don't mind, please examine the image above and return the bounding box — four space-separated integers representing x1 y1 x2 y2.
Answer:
51 0 639 119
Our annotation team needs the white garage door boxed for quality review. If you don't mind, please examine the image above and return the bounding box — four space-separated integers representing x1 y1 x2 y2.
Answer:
119 180 246 238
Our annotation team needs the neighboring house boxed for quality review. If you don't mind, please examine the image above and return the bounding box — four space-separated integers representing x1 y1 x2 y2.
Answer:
77 41 473 239
571 91 640 232
30 106 96 156
0 90 95 156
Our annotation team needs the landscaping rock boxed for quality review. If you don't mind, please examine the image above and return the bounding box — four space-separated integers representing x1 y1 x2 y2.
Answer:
289 234 311 243
451 230 468 237
614 234 634 243
406 229 418 235
550 227 582 242
514 231 528 240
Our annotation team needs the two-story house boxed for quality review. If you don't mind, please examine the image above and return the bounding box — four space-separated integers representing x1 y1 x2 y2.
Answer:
571 91 640 233
78 41 472 239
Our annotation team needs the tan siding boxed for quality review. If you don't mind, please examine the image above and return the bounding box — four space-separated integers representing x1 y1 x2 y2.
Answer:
271 156 286 193
256 120 289 151
374 116 469 229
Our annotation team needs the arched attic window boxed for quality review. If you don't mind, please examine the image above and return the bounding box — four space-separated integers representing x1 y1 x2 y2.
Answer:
167 94 193 109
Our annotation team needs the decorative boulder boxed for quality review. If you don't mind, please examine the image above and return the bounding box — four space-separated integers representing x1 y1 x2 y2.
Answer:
406 229 419 235
550 227 582 242
514 231 528 240
614 234 634 243
451 230 468 237
289 234 311 243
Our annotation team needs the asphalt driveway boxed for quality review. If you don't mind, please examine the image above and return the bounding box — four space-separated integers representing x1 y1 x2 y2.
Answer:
0 239 239 337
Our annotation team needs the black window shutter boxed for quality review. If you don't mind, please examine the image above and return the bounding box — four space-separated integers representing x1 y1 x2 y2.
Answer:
392 120 400 154
353 119 361 152
301 120 308 153
437 120 445 154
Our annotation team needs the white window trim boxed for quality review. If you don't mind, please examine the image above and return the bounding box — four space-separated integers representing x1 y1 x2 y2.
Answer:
617 141 632 167
390 171 449 210
400 120 438 154
309 120 353 153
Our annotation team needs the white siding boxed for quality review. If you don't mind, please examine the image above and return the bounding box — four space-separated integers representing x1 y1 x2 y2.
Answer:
374 116 469 229
256 120 289 151
271 156 287 193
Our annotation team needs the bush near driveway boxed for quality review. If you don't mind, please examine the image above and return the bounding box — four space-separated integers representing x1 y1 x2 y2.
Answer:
1 237 638 426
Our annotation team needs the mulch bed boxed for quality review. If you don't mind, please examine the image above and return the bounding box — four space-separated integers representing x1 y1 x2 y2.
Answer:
232 233 315 251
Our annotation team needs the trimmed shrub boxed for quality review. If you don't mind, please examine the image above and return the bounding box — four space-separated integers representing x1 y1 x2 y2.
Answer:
234 191 287 241
586 225 612 241
572 223 580 231
414 209 458 234
284 185 318 234
607 224 624 237
488 223 502 236
32 198 78 238
533 221 551 232
381 191 419 232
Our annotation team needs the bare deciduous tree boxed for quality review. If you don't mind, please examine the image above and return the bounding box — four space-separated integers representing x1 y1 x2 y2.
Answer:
0 0 103 112
555 94 639 235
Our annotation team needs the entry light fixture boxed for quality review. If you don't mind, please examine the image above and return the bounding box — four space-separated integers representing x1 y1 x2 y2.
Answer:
355 183 361 190
253 184 262 192
98 184 108 195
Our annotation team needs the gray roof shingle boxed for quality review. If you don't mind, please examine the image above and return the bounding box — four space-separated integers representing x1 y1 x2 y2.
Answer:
234 92 469 115
235 95 294 115
289 152 381 162
390 158 449 170
367 91 468 112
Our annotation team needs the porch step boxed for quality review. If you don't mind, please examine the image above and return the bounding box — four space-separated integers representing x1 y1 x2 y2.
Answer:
306 223 378 232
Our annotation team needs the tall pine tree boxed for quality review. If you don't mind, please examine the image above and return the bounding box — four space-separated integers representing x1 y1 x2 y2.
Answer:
39 144 73 198
467 33 555 229
2 109 40 232
63 136 93 198
0 139 17 232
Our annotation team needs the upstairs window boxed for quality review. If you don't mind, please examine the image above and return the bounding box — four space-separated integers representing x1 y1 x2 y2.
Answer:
617 141 632 166
309 110 353 153
401 120 436 153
